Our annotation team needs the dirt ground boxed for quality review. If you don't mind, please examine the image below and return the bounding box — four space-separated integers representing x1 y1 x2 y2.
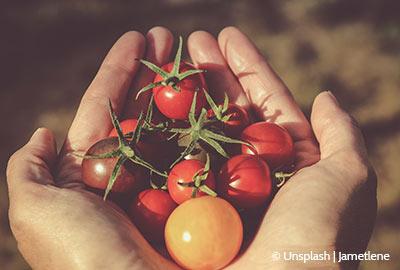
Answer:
1 1 399 269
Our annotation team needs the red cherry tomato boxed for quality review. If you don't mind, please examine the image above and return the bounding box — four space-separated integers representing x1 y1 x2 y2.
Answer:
218 154 272 209
223 104 251 136
108 119 138 137
167 159 216 204
241 122 294 169
82 137 145 193
129 189 177 243
208 103 250 137
108 116 173 142
153 62 207 120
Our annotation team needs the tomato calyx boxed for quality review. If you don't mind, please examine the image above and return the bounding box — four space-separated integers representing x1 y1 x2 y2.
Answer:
177 155 217 198
167 91 251 167
109 100 168 178
204 90 232 123
76 100 167 200
135 36 205 98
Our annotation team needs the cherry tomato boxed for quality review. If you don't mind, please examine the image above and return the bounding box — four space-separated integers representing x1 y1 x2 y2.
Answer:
165 196 243 270
82 137 145 193
241 122 294 169
167 159 216 204
153 62 207 120
208 103 250 137
218 154 272 209
129 189 177 243
108 119 138 137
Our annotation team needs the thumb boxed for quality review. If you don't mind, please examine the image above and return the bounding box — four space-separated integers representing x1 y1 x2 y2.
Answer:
311 91 368 161
311 92 377 256
7 128 57 195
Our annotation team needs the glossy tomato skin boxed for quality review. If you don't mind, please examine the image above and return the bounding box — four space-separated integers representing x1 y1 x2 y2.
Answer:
82 137 145 193
208 103 250 137
108 119 138 137
153 62 207 120
218 154 273 209
129 189 177 243
167 159 216 204
165 196 243 270
241 122 294 169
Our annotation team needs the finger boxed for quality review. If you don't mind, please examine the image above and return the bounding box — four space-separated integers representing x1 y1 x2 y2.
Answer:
187 31 249 107
311 91 368 160
218 27 313 141
124 26 174 118
63 31 146 154
7 128 57 198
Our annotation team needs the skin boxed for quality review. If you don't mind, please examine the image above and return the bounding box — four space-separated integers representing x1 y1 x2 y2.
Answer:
6 26 376 269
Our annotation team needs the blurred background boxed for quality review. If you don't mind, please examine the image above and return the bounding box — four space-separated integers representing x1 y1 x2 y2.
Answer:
1 0 399 269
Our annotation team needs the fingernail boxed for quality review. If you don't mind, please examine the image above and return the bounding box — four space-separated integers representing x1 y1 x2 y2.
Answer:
326 91 339 106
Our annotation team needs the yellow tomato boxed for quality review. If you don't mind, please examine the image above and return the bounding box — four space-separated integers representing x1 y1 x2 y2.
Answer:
165 196 243 270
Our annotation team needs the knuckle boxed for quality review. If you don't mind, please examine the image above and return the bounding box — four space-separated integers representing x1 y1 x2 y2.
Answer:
6 148 25 177
82 86 110 105
320 110 359 133
334 150 371 182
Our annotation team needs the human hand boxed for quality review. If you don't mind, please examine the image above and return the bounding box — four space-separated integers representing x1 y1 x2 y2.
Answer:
187 27 377 270
7 26 377 270
6 27 180 270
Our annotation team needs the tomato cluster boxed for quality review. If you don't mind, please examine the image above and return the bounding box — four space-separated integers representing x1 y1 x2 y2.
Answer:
79 37 295 270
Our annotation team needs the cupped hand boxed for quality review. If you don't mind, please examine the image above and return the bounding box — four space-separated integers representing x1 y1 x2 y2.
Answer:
188 27 377 270
7 27 180 270
6 26 377 270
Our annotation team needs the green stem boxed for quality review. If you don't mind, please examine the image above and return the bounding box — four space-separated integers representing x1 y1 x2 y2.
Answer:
275 171 296 188
199 185 217 197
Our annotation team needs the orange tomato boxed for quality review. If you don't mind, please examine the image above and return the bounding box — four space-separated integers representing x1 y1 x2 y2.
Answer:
165 196 243 270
